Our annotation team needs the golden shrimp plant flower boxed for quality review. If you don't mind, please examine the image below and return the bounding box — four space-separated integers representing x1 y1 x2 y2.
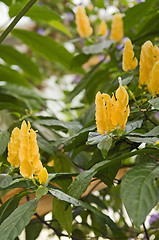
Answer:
122 39 138 71
7 121 48 184
148 61 159 96
95 81 129 135
110 13 123 42
99 21 108 36
139 40 159 87
75 6 93 38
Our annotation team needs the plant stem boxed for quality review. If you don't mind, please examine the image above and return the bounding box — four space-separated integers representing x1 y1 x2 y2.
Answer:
0 0 38 44
143 223 150 240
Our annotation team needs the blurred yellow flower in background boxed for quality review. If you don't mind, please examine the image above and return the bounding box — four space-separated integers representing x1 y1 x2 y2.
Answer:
110 13 123 42
75 6 93 38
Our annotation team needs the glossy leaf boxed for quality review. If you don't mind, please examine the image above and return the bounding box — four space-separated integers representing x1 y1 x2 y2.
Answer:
121 162 159 227
12 29 73 70
0 174 12 188
36 185 48 201
149 98 159 110
0 199 37 240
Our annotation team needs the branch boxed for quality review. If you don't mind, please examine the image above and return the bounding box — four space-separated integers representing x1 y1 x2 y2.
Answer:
143 223 150 240
0 0 38 44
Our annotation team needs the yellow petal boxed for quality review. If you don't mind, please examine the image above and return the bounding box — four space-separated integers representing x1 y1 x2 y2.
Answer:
122 39 138 71
148 61 159 96
99 21 108 36
110 13 123 42
75 6 93 38
20 160 33 178
38 167 48 184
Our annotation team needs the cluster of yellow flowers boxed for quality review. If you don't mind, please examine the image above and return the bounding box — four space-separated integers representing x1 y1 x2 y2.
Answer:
95 81 129 135
75 5 123 41
7 121 48 184
122 39 159 96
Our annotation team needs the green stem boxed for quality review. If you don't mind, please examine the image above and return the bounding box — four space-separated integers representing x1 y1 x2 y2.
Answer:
0 0 38 44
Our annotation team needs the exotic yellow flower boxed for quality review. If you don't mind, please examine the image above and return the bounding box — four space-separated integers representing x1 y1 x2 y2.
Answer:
7 120 48 184
95 82 129 134
38 167 48 184
110 13 123 42
7 127 20 168
139 41 159 87
122 39 138 71
75 6 93 38
99 21 108 36
148 61 159 96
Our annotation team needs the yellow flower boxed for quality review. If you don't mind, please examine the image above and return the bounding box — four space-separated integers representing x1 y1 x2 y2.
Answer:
122 39 138 71
7 127 20 168
148 61 159 96
95 83 129 134
99 21 108 36
38 167 48 184
139 41 159 87
75 6 93 38
7 120 48 184
110 13 123 42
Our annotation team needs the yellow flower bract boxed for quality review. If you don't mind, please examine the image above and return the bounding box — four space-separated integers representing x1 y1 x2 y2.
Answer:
148 61 159 96
75 6 93 38
7 120 48 184
95 85 129 134
139 41 159 87
110 13 123 42
122 39 138 71
99 21 108 36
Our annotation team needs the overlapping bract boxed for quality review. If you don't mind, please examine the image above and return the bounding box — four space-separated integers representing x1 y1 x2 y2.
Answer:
75 6 93 38
139 41 159 87
95 85 129 135
148 61 159 96
110 13 123 42
122 39 138 71
99 21 108 36
7 121 48 184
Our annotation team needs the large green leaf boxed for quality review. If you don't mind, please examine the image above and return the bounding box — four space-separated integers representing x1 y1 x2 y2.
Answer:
12 29 73 70
0 199 37 240
9 2 61 21
0 191 30 225
25 219 43 240
120 162 159 227
125 120 143 134
53 198 72 236
0 45 41 81
0 65 30 87
0 130 10 156
124 0 155 35
49 189 120 235
67 170 96 199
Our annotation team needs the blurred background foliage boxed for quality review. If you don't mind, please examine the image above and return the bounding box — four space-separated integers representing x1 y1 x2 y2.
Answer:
1 0 159 239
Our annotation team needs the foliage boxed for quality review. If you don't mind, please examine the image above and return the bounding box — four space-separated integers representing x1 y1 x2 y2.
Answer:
0 0 159 239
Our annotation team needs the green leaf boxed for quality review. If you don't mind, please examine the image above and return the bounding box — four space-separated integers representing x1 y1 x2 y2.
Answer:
68 170 96 199
125 120 143 134
82 40 113 54
120 162 159 227
49 20 72 37
12 29 73 70
25 219 43 240
124 0 155 35
97 137 112 159
122 75 134 86
53 198 72 236
149 98 159 110
9 2 61 21
0 45 41 81
0 199 37 240
128 125 159 137
0 65 30 87
49 189 120 235
87 132 107 145
126 136 159 144
0 174 12 188
0 191 30 225
36 185 48 201
0 130 10 156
